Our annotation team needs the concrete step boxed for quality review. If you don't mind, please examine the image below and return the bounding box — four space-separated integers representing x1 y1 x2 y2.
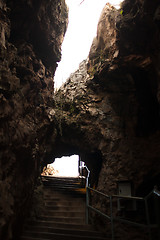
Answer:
45 205 85 211
26 220 94 230
41 176 84 184
43 187 86 195
25 225 106 237
39 215 85 224
42 210 85 217
42 179 84 189
21 230 107 240
20 177 107 240
44 196 85 202
21 237 48 240
43 196 85 202
41 176 82 181
43 192 85 199
43 184 84 191
44 200 85 207
43 181 82 187
42 179 83 186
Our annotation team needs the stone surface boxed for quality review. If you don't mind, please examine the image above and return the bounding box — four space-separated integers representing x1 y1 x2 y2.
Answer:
55 0 160 192
1 0 160 239
54 1 160 239
0 0 68 239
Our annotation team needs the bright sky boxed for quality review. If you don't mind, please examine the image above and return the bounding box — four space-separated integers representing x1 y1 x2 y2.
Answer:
54 0 122 89
50 155 79 177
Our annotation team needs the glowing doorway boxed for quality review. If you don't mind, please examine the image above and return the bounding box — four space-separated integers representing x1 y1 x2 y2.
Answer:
49 155 79 177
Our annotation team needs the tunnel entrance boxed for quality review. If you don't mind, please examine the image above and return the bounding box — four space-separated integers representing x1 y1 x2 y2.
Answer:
42 155 81 177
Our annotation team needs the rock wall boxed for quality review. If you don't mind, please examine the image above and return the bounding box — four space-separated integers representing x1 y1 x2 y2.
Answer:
1 0 160 239
0 0 68 239
54 1 160 239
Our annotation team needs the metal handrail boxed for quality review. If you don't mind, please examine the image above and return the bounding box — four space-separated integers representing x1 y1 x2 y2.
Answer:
79 164 90 190
84 165 90 188
88 186 110 198
88 205 111 220
84 165 90 223
112 194 143 201
86 186 160 240
153 188 160 197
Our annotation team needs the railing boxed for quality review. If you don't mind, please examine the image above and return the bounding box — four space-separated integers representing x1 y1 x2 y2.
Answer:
79 164 90 189
84 165 90 187
86 185 160 240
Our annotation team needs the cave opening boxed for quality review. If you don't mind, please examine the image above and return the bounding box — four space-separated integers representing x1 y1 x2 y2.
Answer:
54 0 123 90
41 154 85 177
41 148 103 188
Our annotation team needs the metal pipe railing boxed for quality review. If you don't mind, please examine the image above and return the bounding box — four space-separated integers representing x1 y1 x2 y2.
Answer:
82 165 159 240
84 165 90 224
86 185 160 240
145 198 152 240
84 165 90 188
87 186 110 198
88 205 111 220
110 196 114 240
112 194 144 201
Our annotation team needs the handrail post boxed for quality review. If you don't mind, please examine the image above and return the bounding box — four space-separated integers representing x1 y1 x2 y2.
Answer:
86 186 89 224
85 165 90 224
110 196 114 240
144 198 152 240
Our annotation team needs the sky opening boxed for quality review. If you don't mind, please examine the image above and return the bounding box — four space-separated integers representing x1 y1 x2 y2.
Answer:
54 0 123 90
48 155 79 177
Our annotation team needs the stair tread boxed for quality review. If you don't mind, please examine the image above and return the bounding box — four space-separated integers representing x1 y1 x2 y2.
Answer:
21 238 49 240
21 177 107 240
26 220 94 230
43 210 85 213
23 230 107 239
45 206 84 209
24 226 106 238
38 216 85 224
40 215 84 218
25 225 104 234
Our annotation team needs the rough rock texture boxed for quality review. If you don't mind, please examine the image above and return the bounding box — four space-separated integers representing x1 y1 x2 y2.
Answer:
1 0 160 239
54 1 160 239
0 0 68 239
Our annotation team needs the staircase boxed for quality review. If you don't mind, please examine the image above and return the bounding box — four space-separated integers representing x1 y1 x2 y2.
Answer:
20 176 107 240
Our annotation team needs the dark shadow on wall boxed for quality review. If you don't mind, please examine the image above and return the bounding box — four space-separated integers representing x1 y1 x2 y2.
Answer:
136 172 160 197
81 150 103 188
132 68 160 136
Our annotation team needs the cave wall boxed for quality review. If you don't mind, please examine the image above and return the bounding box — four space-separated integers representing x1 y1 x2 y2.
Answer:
0 0 68 239
0 0 160 239
54 1 160 238
55 0 160 193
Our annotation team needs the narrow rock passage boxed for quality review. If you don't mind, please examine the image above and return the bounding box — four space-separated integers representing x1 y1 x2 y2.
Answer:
20 176 108 240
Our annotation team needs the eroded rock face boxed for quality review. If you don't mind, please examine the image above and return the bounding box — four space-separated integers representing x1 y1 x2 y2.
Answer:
7 0 68 71
54 1 160 238
1 0 160 239
56 0 160 194
0 0 68 239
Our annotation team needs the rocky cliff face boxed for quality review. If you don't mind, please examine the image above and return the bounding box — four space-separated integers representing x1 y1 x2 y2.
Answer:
1 0 160 239
54 1 160 238
0 0 68 239
55 0 160 194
